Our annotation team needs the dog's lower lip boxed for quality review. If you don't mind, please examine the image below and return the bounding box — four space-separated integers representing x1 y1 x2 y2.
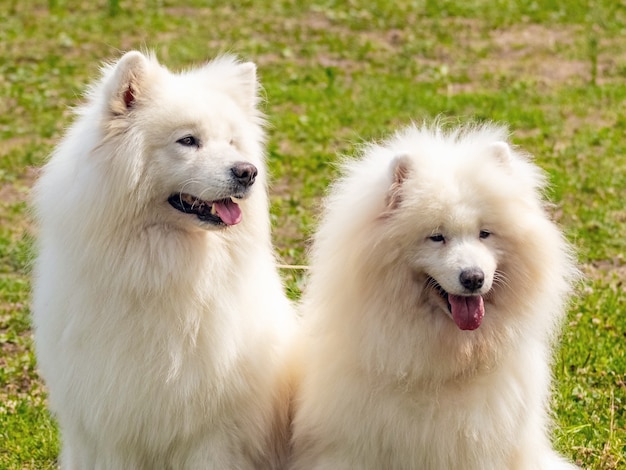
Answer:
428 277 451 312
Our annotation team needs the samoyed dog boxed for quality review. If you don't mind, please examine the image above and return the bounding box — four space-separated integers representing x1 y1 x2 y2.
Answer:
289 123 579 470
32 51 294 469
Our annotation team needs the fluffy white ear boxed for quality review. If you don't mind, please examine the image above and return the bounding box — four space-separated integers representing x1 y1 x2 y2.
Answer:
488 141 514 167
202 57 259 111
385 154 412 212
107 51 150 116
234 61 258 105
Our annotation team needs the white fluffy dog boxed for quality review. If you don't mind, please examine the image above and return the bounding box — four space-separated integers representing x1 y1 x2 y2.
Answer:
289 123 579 470
32 51 294 469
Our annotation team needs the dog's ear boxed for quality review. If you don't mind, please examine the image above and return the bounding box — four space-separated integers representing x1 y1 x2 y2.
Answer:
488 141 514 167
205 58 259 112
384 154 411 213
107 51 150 116
231 61 258 110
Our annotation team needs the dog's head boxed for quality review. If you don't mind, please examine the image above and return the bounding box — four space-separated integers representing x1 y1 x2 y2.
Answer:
374 126 550 332
307 123 577 381
95 51 266 231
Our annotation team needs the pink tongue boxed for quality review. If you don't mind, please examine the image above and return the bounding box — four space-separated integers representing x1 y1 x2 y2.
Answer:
213 199 242 226
449 295 484 331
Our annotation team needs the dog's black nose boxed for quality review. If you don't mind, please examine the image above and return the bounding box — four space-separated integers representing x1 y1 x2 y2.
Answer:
231 162 258 188
459 268 484 292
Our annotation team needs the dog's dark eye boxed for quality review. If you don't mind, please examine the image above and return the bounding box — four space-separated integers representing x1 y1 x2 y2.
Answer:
177 135 199 147
479 230 491 239
429 234 445 243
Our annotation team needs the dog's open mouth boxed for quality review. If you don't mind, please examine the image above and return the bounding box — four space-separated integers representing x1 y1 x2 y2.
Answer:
168 193 242 226
428 277 485 331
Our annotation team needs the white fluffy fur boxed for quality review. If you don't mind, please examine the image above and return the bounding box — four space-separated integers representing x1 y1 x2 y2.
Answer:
32 51 294 469
289 123 579 469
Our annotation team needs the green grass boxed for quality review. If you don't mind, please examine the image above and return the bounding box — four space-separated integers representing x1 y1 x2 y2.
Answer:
1 1 625 468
